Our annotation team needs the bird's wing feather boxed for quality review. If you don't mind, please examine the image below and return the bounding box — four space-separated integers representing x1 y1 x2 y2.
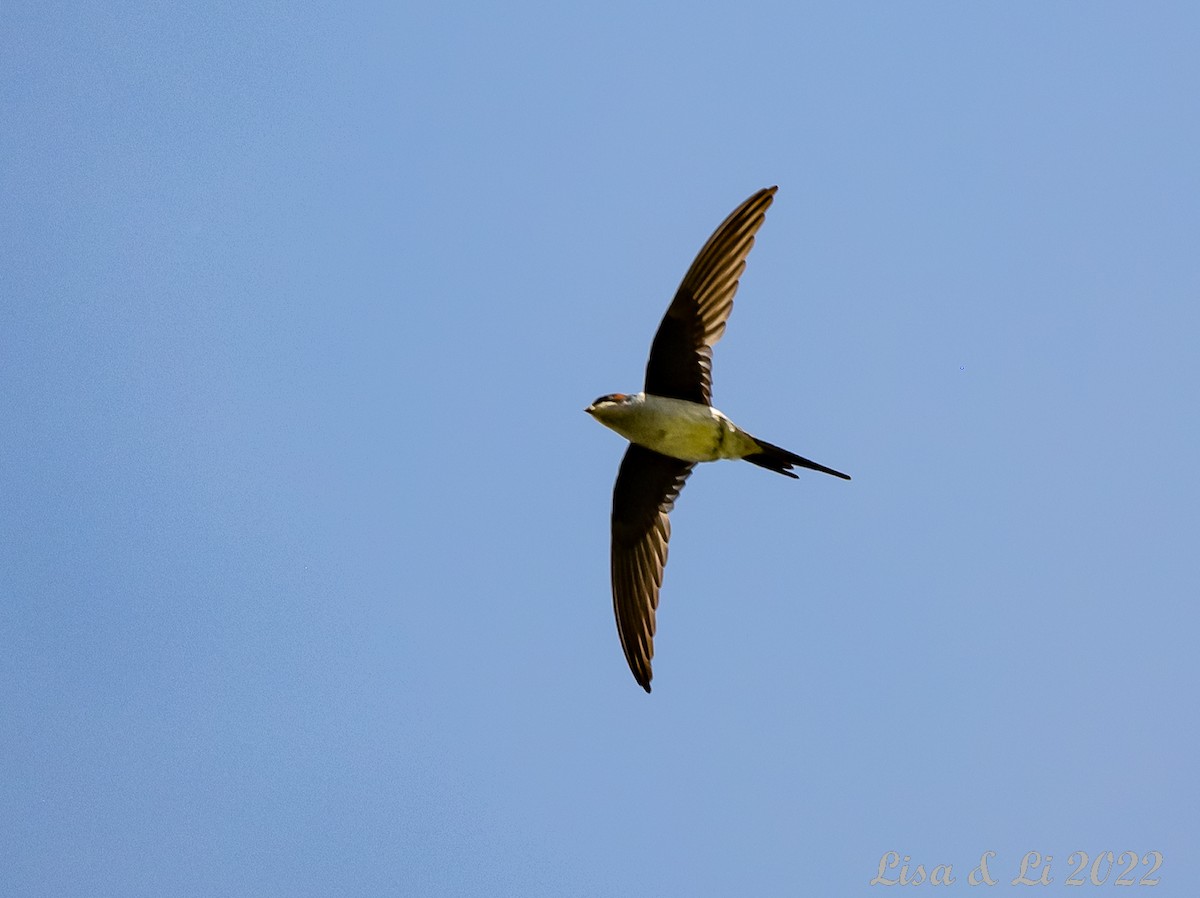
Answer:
643 186 778 405
610 444 694 692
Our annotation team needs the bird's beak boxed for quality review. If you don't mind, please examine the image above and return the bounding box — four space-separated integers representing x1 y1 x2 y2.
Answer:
584 404 595 415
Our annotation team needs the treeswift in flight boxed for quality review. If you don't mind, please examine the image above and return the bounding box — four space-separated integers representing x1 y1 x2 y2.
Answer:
586 186 850 692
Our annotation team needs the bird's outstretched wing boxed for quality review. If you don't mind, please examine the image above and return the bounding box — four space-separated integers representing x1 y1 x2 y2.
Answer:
610 444 695 692
643 186 778 405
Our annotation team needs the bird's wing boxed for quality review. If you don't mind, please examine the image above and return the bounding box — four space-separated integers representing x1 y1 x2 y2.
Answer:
610 443 695 692
643 186 778 405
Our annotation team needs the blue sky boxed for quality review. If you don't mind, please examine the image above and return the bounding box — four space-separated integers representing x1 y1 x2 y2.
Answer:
3 2 1198 895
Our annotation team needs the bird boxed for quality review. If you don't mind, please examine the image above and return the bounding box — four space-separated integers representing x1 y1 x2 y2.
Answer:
585 186 850 692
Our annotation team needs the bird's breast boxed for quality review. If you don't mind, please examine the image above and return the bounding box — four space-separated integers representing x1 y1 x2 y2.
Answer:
609 395 749 463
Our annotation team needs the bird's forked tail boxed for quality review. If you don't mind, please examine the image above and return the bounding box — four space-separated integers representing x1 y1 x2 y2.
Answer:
743 436 851 481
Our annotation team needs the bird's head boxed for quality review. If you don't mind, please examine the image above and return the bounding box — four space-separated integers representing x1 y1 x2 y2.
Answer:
584 393 634 419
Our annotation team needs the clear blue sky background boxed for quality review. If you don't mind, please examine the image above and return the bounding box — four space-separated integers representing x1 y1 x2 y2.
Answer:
3 3 1197 896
